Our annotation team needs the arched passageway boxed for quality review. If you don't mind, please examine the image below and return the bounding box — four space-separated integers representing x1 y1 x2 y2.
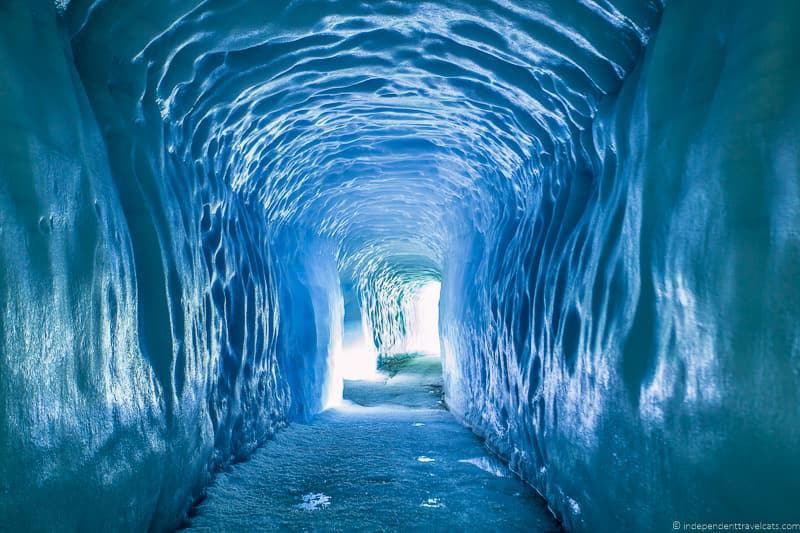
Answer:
1 1 799 530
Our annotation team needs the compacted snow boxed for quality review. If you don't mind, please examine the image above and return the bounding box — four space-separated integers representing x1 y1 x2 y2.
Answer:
186 356 560 531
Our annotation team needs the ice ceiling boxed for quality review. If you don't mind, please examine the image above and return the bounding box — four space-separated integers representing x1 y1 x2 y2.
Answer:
69 0 657 279
1 0 799 531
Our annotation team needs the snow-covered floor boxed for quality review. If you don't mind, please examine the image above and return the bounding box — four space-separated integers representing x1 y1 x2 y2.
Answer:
185 355 561 531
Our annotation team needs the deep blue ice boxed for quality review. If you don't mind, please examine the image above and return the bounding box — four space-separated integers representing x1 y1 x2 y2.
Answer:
1 0 799 531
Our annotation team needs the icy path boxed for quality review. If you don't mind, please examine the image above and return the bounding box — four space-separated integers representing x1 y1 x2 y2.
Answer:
185 356 561 531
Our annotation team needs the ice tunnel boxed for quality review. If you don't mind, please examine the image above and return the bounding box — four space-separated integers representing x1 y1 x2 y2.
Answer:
1 0 799 530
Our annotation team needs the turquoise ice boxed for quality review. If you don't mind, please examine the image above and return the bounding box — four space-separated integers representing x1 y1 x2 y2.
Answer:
0 0 798 530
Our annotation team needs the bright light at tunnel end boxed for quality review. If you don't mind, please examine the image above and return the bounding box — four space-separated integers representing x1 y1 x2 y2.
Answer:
404 281 442 356
332 316 381 383
325 280 442 409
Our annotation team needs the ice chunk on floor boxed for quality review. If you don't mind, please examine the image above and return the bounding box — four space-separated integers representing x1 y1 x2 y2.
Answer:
420 498 444 508
294 493 331 511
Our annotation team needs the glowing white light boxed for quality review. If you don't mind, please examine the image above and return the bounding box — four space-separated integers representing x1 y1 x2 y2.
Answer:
331 316 381 382
322 298 345 409
403 281 441 355
325 280 441 409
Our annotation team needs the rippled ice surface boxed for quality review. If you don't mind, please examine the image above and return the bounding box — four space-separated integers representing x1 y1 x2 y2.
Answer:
186 356 560 531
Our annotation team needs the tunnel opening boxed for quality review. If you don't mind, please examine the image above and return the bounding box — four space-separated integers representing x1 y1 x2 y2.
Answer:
367 277 443 359
323 271 443 409
400 280 442 357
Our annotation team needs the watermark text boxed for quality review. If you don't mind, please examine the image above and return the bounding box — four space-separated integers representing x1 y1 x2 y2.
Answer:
673 522 800 531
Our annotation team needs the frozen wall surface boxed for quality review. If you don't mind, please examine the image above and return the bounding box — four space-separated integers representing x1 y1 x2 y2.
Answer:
0 0 798 530
442 1 800 529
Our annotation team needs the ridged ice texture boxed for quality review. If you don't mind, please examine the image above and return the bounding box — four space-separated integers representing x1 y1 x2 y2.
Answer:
441 1 800 529
1 0 799 531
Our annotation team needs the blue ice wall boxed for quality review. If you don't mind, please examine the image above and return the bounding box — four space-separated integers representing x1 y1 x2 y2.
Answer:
0 1 313 529
441 1 800 529
0 4 171 528
1 0 799 530
274 233 343 415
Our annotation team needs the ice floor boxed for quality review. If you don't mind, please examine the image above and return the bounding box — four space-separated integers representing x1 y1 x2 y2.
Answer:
184 355 561 531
